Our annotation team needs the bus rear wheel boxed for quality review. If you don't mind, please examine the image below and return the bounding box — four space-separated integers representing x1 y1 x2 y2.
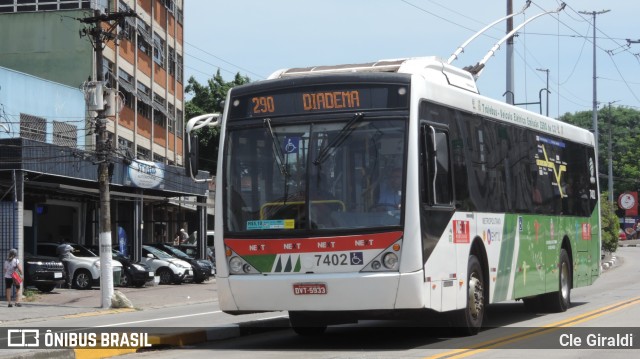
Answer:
453 255 485 335
289 311 327 336
542 249 571 312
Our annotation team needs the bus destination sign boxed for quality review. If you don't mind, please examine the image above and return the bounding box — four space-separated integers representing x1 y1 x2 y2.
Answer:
229 84 409 120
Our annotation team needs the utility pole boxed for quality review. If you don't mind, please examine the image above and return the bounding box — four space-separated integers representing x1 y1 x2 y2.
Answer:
607 101 618 203
80 8 136 309
579 9 610 154
506 0 515 105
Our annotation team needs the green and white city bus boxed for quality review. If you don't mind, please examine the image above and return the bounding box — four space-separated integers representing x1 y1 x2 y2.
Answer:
186 56 601 335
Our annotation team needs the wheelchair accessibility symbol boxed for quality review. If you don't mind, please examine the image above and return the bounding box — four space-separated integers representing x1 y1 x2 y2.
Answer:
283 136 299 154
350 252 363 265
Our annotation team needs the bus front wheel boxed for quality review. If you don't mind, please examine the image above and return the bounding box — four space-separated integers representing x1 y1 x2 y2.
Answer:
453 255 485 335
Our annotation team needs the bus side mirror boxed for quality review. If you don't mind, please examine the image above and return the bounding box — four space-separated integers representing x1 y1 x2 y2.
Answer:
186 132 199 178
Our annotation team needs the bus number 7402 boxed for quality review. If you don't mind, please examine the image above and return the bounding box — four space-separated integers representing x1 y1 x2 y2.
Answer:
315 254 348 266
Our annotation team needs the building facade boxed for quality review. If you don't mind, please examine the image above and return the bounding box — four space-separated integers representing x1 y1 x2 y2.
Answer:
0 0 211 293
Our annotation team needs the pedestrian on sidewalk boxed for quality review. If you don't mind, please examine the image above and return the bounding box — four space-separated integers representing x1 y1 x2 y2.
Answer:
4 248 23 307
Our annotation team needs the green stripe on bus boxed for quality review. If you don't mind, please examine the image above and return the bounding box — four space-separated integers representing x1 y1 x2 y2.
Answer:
493 214 517 301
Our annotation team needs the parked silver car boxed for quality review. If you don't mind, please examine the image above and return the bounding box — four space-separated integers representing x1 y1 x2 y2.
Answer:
140 245 193 284
37 243 123 290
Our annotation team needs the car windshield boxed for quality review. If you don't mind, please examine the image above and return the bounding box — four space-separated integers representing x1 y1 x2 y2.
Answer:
70 244 97 257
144 246 173 259
163 246 189 257
225 117 406 232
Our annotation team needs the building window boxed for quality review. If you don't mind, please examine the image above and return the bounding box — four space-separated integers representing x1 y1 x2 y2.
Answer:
164 0 174 13
137 101 152 118
167 46 176 77
120 89 134 109
153 32 165 67
154 110 166 128
0 0 93 12
136 145 151 160
176 6 183 24
52 120 77 147
153 153 166 164
137 22 152 57
153 93 166 107
118 136 133 152
103 58 116 89
176 53 183 83
167 103 175 133
119 68 134 86
20 113 46 142
137 81 150 97
176 109 183 137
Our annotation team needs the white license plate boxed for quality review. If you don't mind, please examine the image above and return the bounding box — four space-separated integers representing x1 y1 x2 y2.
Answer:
148 272 154 277
211 269 215 275
293 283 327 295
54 272 62 278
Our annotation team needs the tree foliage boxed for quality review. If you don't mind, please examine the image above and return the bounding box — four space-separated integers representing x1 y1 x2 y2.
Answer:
560 106 640 197
600 192 619 253
184 70 250 174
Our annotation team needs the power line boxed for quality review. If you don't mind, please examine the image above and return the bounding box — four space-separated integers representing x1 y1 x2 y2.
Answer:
184 41 264 79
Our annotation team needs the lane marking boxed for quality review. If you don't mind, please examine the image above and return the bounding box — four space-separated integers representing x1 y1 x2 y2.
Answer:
428 296 640 358
96 310 222 327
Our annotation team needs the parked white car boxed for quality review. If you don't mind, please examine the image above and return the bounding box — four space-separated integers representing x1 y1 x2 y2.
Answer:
37 242 123 290
140 245 193 284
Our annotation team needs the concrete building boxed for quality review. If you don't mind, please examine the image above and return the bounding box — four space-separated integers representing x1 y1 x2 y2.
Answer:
0 0 211 288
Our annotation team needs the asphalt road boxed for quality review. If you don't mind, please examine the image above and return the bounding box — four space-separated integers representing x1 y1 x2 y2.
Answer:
119 246 640 359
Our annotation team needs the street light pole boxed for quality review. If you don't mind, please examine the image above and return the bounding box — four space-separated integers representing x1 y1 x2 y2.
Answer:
579 9 610 154
607 101 618 203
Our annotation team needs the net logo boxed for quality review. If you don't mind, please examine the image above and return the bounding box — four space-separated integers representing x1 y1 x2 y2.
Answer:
453 220 470 243
581 223 592 240
7 329 40 347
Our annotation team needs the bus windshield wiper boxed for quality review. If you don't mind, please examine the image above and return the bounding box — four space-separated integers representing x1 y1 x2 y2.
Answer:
264 118 289 178
313 112 365 165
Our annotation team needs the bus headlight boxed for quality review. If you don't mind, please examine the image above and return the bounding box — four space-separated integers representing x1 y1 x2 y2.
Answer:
383 252 399 270
360 238 403 272
229 256 244 274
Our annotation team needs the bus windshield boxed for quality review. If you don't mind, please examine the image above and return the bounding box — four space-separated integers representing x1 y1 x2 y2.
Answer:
224 115 407 233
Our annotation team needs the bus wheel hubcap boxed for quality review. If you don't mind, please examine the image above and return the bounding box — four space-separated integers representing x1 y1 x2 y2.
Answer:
468 274 483 318
560 262 569 300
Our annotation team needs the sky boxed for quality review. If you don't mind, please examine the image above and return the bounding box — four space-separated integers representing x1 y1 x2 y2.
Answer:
184 0 640 119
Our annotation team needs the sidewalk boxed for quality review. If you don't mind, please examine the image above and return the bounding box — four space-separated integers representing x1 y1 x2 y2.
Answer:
1 280 218 325
1 280 289 359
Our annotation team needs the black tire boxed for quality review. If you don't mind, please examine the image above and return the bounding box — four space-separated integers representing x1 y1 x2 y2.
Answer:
35 284 56 293
289 311 327 336
73 269 92 290
119 272 132 287
453 255 485 335
156 268 173 285
542 249 571 312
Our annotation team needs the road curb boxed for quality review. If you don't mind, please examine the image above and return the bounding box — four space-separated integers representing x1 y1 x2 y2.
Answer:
2 317 290 359
72 317 290 359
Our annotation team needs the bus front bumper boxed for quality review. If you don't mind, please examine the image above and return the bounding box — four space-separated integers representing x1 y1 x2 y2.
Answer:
217 271 425 312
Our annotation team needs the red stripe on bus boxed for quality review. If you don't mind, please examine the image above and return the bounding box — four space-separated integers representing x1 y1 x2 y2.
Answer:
225 231 403 256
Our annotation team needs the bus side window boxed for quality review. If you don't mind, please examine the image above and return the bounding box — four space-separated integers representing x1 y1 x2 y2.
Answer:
421 124 453 206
